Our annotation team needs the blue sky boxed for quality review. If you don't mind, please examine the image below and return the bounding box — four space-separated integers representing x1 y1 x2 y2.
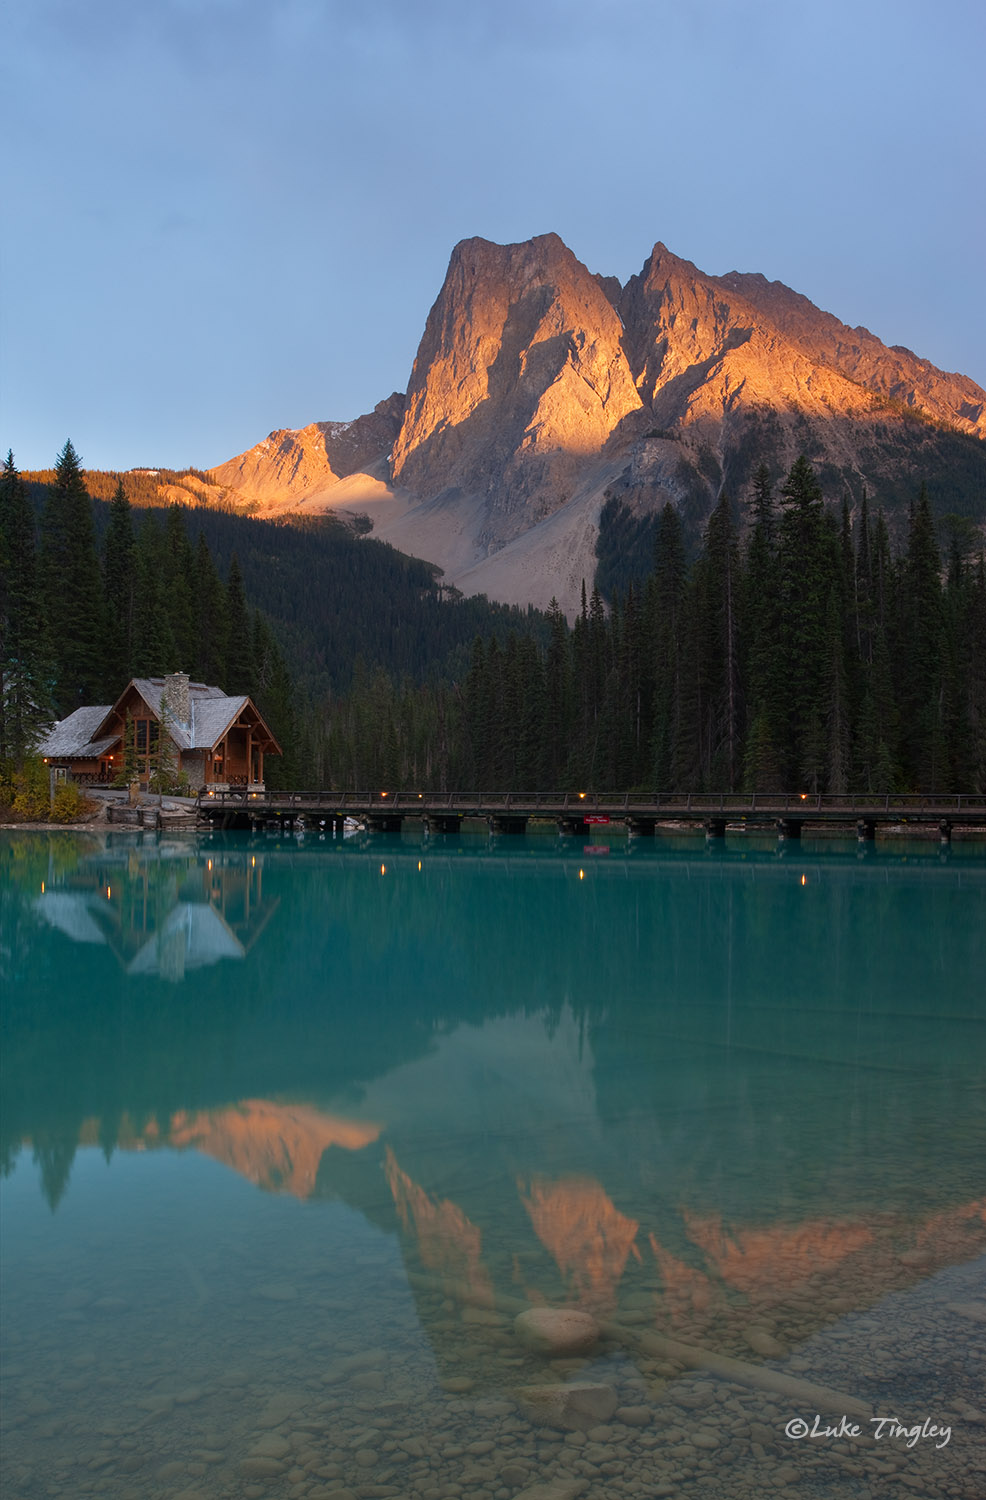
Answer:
3 0 984 473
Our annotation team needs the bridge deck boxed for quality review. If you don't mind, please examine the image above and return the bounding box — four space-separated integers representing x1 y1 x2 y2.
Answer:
197 790 986 830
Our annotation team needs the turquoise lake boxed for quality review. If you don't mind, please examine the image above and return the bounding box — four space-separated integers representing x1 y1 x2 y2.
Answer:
1 828 984 1500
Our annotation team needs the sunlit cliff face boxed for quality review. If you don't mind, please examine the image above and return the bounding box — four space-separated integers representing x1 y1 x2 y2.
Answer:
68 1087 985 1347
681 1210 876 1296
913 1198 986 1258
203 232 986 623
645 1214 878 1334
385 1147 494 1306
648 1235 721 1331
519 1174 641 1315
166 1100 382 1197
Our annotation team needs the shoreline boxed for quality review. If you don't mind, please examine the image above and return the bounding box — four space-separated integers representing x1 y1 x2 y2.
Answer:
4 815 985 842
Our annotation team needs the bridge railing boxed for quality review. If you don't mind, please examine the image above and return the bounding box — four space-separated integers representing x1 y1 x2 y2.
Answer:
196 788 986 818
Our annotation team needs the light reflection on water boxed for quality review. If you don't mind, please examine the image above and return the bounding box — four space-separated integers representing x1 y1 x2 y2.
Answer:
1 829 985 1500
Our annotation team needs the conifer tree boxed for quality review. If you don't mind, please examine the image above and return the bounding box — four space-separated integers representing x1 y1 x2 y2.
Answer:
434 685 454 793
225 554 254 695
0 451 54 757
613 585 645 788
192 531 228 684
823 589 851 794
870 507 894 634
750 461 776 544
775 457 836 789
40 441 104 715
102 482 136 694
669 571 703 790
650 504 687 788
965 555 986 791
501 634 526 788
131 513 177 675
484 637 507 788
855 490 875 666
543 599 571 786
855 622 899 792
514 634 545 789
464 636 492 787
163 505 195 672
696 492 743 789
112 715 140 788
568 608 590 784
150 686 182 793
585 585 610 777
741 466 783 789
897 486 946 789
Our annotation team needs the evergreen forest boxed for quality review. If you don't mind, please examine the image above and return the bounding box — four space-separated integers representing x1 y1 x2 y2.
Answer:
2 443 985 797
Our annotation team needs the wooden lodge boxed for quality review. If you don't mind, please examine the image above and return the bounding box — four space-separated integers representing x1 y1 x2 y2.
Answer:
39 673 282 792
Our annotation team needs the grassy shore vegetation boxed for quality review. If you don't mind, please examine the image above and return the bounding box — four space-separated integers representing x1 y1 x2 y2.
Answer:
2 445 985 799
0 757 93 823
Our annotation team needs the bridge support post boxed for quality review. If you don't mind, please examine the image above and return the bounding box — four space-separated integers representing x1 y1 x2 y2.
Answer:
856 819 876 842
426 815 460 835
365 815 404 833
558 817 589 835
489 815 528 835
705 818 727 840
627 818 656 836
939 820 952 844
776 818 803 841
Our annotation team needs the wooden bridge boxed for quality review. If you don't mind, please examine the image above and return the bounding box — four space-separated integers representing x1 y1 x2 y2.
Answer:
196 790 986 841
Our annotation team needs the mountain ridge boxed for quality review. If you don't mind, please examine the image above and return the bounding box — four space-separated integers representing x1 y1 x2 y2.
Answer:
205 233 986 614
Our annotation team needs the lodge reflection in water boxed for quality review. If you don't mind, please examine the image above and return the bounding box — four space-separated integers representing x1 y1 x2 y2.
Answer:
32 838 278 978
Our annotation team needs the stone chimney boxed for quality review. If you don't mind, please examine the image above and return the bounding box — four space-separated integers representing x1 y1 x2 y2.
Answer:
163 672 191 727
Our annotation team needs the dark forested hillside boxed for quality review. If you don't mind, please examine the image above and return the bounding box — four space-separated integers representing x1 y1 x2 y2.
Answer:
3 445 985 795
318 461 986 795
180 508 546 694
18 460 547 695
2 446 548 788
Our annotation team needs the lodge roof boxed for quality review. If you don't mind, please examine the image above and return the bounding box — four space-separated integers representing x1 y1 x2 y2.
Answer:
39 705 118 760
126 678 255 752
40 678 282 761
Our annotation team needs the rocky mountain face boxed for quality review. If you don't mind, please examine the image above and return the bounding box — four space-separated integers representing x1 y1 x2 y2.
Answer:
391 234 644 547
209 393 405 505
208 234 986 614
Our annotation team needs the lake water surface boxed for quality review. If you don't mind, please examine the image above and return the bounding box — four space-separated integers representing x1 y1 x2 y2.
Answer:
2 828 985 1500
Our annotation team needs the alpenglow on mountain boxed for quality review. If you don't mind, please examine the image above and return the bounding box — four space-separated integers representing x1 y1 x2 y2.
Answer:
209 233 986 615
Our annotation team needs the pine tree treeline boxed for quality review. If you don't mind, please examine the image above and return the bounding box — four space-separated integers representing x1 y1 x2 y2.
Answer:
2 443 542 790
0 444 299 785
19 456 548 699
314 458 986 795
3 445 985 795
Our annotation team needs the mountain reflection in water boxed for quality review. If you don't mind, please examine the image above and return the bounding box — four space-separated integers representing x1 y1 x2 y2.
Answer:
3 831 984 1371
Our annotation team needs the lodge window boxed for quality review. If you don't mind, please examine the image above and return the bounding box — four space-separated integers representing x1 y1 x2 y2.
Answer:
133 718 160 780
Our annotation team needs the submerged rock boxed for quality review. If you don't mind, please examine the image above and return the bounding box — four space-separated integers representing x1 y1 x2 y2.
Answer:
744 1327 788 1358
514 1307 600 1356
514 1380 618 1430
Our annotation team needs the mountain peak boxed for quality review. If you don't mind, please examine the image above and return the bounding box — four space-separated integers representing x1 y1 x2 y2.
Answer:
390 231 643 547
452 230 569 257
209 231 985 616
